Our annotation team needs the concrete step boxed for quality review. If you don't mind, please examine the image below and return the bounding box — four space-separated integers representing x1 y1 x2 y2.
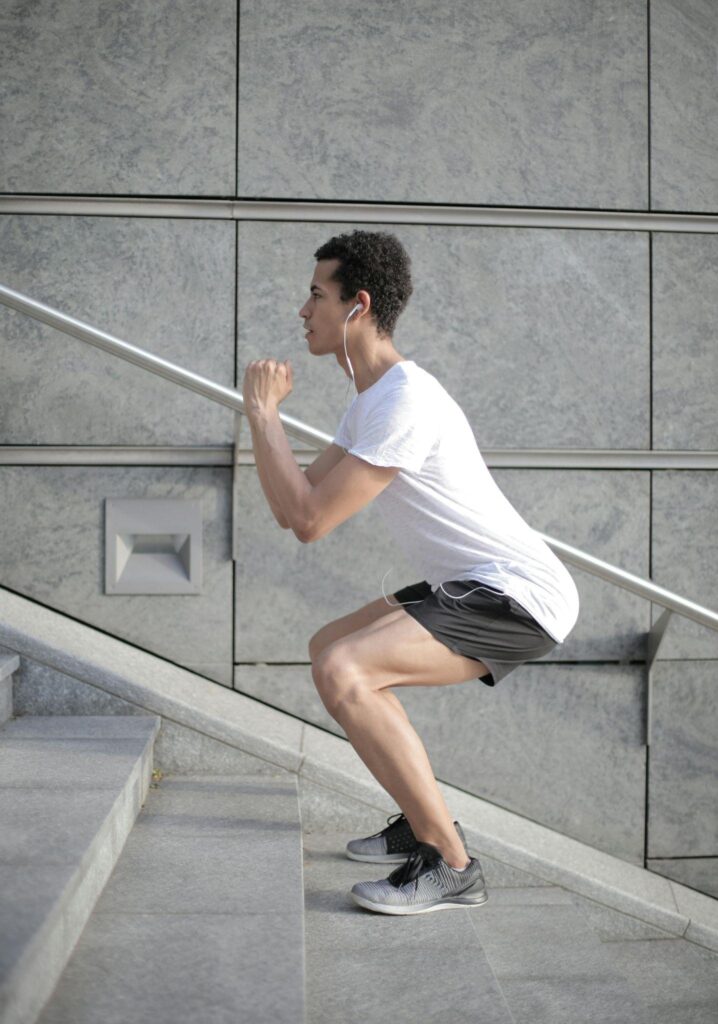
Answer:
597 929 718 1024
0 652 19 726
303 829 655 1024
0 714 160 1024
35 772 306 1024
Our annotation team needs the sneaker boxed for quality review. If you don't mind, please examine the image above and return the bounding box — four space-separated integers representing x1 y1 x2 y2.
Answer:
350 840 489 915
346 812 469 863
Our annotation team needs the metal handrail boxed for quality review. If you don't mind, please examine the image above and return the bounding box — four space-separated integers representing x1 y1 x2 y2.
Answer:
0 282 325 449
2 280 717 636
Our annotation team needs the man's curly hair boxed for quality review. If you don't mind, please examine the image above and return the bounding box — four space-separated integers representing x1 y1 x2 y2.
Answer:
314 230 413 337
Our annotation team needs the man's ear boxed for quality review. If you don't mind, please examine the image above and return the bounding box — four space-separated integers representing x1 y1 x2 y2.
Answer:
356 289 371 316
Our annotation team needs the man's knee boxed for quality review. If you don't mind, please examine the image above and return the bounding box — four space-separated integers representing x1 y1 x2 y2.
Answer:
307 629 327 663
311 646 365 716
310 654 340 717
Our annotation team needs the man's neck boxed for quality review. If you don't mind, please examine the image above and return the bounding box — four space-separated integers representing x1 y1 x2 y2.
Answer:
344 337 408 394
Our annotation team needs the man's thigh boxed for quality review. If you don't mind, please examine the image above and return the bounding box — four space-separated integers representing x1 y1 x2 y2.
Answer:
308 594 402 661
320 608 489 689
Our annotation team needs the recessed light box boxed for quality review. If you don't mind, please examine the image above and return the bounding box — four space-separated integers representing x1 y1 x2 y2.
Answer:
105 498 203 595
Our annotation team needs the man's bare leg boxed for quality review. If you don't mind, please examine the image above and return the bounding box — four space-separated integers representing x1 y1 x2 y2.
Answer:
331 687 471 869
309 596 486 869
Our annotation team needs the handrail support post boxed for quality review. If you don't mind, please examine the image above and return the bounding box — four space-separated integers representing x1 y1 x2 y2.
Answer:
645 607 673 749
232 412 244 563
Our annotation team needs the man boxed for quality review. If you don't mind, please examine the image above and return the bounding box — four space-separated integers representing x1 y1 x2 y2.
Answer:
242 229 579 915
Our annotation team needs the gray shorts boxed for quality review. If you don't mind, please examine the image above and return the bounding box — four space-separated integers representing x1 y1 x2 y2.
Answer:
392 578 560 687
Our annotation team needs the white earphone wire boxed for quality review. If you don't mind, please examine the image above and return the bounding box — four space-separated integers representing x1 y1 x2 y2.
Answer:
343 305 357 401
380 568 505 606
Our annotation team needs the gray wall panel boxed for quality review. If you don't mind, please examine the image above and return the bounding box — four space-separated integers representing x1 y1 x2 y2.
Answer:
234 467 417 663
234 662 647 862
648 858 718 899
234 465 649 663
495 469 650 662
238 221 650 451
651 0 718 212
648 661 718 858
651 472 718 661
408 661 647 862
0 466 233 684
237 221 351 446
652 233 718 450
238 0 647 208
0 0 236 195
0 215 236 446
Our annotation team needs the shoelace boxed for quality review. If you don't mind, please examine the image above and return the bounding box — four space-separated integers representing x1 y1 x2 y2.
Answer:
387 842 443 888
366 811 407 839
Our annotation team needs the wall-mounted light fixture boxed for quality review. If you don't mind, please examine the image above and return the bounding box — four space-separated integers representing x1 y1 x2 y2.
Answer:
105 498 202 595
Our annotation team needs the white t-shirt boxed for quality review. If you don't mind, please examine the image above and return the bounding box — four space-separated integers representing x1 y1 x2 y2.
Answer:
333 359 579 644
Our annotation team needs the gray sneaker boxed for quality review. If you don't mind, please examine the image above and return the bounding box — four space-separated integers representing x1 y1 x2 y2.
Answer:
351 840 489 915
346 812 469 863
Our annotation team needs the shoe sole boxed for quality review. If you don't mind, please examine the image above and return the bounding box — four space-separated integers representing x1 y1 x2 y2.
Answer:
351 890 489 915
345 849 412 863
346 846 475 864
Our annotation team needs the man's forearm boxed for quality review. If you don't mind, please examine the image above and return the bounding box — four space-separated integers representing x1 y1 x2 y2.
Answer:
246 406 313 537
248 415 290 527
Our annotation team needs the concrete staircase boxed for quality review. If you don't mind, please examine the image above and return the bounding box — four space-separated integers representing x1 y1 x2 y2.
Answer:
33 772 305 1024
0 657 305 1024
1 589 718 1023
303 825 718 1024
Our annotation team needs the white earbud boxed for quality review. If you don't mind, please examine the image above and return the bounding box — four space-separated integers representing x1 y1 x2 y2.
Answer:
349 302 363 317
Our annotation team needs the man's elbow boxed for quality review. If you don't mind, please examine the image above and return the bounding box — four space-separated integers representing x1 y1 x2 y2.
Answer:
294 513 321 543
276 516 302 537
276 509 298 533
292 502 317 542
285 515 312 542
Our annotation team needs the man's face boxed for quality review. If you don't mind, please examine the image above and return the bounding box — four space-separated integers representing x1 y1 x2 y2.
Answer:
298 259 351 354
